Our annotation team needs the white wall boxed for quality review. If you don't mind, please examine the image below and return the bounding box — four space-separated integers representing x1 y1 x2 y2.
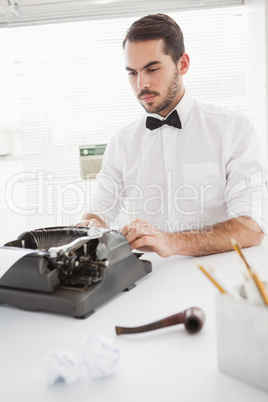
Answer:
0 159 27 245
244 0 268 154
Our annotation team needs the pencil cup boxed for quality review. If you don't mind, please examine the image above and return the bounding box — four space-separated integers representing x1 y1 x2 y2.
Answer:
215 285 268 392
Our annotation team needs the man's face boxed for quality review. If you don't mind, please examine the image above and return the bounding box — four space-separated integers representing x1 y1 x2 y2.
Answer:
124 39 183 117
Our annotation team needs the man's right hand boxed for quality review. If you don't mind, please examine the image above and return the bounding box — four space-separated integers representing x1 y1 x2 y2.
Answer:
76 214 108 228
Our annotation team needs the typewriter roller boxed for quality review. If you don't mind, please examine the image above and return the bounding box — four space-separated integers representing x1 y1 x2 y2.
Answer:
0 227 152 318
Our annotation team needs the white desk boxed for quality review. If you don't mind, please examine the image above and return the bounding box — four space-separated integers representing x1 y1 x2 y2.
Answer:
1 246 268 402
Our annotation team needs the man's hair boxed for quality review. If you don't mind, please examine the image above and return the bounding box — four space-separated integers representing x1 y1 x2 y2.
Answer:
122 13 185 64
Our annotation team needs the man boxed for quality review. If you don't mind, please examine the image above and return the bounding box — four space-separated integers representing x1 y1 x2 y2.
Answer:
77 13 268 257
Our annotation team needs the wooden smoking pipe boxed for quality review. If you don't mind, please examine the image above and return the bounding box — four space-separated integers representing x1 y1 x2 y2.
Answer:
115 307 205 336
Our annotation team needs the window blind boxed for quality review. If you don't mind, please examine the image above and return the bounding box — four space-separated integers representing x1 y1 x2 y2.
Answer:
0 0 244 27
1 4 247 230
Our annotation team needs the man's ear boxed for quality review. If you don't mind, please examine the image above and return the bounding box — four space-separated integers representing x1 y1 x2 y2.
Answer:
177 53 190 76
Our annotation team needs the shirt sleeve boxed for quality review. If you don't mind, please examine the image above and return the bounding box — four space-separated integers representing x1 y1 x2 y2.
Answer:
89 134 124 227
224 114 268 233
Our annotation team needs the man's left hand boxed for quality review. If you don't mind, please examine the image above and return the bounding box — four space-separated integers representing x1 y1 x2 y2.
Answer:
120 219 173 258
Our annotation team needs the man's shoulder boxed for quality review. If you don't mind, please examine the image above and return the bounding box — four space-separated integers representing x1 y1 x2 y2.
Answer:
194 98 240 119
193 98 254 130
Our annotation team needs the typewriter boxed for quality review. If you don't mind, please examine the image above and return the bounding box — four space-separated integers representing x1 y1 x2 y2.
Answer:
0 227 152 318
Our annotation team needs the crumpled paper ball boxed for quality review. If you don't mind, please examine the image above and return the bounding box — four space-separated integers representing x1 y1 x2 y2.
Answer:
44 350 83 386
82 335 120 379
44 335 121 386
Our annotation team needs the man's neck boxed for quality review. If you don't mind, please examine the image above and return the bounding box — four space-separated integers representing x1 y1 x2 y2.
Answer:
158 87 185 118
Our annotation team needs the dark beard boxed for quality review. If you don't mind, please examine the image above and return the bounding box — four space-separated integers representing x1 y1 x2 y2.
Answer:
138 68 180 115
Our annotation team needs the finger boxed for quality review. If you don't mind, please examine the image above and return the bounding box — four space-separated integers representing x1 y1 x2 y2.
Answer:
120 219 145 235
120 225 140 239
76 221 90 227
123 221 153 244
130 235 156 252
125 227 144 245
88 218 102 228
131 235 171 257
120 224 131 236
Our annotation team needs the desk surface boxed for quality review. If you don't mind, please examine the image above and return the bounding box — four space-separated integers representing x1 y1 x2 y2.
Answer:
1 246 268 402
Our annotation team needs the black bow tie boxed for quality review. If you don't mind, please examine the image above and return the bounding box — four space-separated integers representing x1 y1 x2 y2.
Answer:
146 110 182 130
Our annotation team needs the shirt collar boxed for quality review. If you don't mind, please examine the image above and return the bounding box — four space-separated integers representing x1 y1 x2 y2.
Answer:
146 88 193 129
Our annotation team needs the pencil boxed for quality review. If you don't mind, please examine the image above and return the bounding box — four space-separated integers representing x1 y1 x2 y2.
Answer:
195 259 226 294
251 270 268 306
230 238 251 275
231 238 268 306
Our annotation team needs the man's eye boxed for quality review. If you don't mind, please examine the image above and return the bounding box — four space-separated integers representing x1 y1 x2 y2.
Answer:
128 71 137 76
148 68 159 73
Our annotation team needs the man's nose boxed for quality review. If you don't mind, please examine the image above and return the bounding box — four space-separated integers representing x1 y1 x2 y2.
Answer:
137 73 150 90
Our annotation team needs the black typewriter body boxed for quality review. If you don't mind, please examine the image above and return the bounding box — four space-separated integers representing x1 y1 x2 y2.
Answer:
0 227 152 318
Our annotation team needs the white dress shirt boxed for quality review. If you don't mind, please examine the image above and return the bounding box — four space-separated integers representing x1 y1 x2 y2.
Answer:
90 89 268 233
